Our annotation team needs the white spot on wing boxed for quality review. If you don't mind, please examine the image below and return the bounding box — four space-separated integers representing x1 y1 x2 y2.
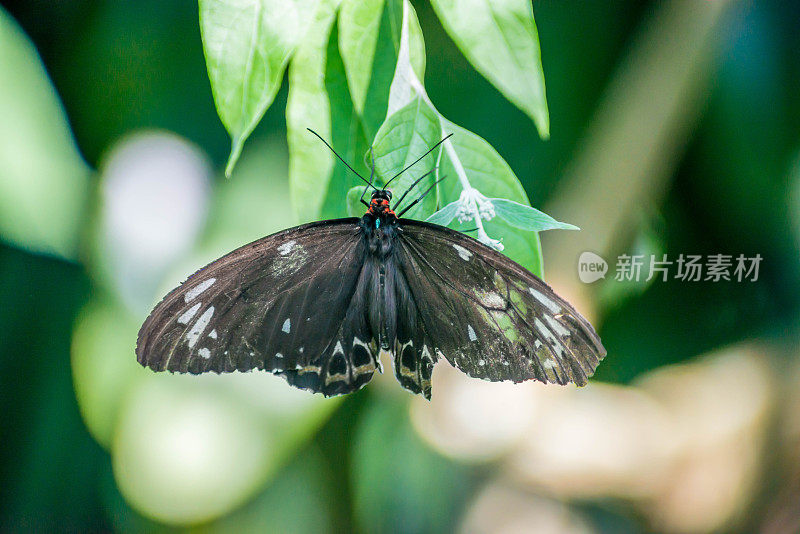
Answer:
271 241 307 278
333 340 344 356
177 302 201 325
277 240 297 256
478 359 486 366
544 315 570 338
186 306 214 348
529 287 560 313
452 243 472 261
421 345 432 360
276 352 283 359
208 329 217 339
543 358 557 370
282 318 291 333
534 318 566 357
184 278 216 302
468 325 477 341
477 290 505 309
198 347 211 359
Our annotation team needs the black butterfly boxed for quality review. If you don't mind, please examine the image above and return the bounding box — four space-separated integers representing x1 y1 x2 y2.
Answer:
137 135 606 399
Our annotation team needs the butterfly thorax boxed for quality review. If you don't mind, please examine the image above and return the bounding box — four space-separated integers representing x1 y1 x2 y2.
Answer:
360 212 398 259
362 191 399 259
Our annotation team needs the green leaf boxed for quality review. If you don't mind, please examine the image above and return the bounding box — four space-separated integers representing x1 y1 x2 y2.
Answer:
438 120 544 276
0 7 91 260
430 0 550 138
491 198 578 232
338 0 383 113
339 0 426 135
346 185 368 217
286 0 341 221
317 25 371 220
200 0 318 176
426 199 460 226
372 97 441 219
288 18 371 222
365 0 426 141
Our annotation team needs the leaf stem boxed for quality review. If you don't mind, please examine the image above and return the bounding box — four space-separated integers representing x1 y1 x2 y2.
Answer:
392 0 500 247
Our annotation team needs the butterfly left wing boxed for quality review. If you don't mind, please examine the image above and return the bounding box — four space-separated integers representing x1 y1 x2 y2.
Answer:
137 218 381 397
395 220 606 388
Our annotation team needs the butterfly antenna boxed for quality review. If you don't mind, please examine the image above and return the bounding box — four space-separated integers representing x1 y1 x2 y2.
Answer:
358 147 379 207
307 128 377 190
397 176 446 218
392 167 436 211
369 146 375 183
358 185 371 207
384 133 452 190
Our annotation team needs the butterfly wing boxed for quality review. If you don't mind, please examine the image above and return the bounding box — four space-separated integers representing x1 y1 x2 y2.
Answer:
136 218 381 396
386 252 438 399
395 220 606 387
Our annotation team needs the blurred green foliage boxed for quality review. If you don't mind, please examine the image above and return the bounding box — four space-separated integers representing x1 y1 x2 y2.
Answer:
204 0 555 271
2 0 800 532
0 8 90 259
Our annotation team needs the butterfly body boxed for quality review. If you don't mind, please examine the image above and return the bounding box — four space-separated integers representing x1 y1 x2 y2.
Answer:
137 189 605 399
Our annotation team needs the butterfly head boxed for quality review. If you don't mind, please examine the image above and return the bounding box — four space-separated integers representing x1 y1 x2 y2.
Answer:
371 189 392 202
368 189 395 218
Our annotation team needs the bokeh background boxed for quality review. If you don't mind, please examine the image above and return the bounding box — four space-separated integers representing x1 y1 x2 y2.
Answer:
2 0 800 532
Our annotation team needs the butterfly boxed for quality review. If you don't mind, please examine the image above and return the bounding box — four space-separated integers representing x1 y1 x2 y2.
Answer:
136 133 606 399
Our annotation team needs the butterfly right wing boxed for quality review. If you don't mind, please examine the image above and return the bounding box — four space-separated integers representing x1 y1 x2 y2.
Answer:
395 219 606 389
136 218 381 396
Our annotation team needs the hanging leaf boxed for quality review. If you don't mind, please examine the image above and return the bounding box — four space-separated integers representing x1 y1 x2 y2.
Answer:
338 0 385 113
372 97 441 219
430 0 550 137
316 25 371 219
339 0 426 137
200 0 318 176
286 0 342 220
